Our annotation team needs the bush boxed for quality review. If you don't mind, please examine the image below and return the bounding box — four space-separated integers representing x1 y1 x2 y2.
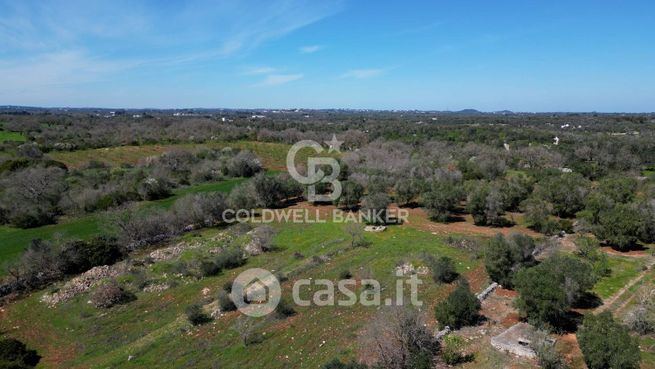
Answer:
217 290 237 312
185 304 212 325
578 312 641 369
59 236 123 275
215 248 246 270
427 255 458 283
441 335 474 365
530 330 569 369
91 280 135 309
227 150 262 177
0 338 41 368
275 298 297 318
339 269 353 279
200 261 221 277
321 359 369 369
434 280 481 329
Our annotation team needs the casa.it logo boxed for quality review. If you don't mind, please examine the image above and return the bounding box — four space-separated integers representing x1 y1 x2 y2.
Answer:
286 135 342 202
231 268 281 317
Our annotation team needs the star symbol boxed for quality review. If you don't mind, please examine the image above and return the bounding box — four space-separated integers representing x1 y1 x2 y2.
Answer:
325 134 343 153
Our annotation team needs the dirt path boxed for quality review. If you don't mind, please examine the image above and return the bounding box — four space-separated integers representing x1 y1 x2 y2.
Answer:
595 257 655 313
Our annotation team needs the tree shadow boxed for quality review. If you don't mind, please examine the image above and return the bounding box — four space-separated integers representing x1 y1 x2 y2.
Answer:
572 292 603 309
604 242 650 253
552 310 584 333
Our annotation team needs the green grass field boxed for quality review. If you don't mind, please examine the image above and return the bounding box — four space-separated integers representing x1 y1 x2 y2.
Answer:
0 131 26 142
0 222 481 369
592 256 645 299
48 141 294 170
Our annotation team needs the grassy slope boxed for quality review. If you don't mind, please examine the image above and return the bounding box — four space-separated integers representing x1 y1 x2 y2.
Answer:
592 256 646 299
0 223 483 369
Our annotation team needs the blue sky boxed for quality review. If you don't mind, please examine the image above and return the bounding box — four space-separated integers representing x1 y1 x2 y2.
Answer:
0 0 653 111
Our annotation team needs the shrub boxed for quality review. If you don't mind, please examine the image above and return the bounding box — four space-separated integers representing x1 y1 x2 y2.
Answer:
427 256 458 283
441 336 475 365
0 338 41 368
215 248 246 270
200 261 221 277
339 269 353 279
91 280 135 309
321 359 369 369
185 304 212 325
434 280 481 329
217 290 237 312
227 150 262 177
530 330 569 369
578 312 641 369
275 298 296 318
59 236 123 275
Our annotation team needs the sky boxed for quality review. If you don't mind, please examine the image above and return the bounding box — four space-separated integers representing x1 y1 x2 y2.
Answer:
0 0 653 112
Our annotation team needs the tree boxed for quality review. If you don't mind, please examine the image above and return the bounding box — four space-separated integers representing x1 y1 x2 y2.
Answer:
422 181 462 222
0 338 41 368
361 192 391 225
434 280 481 329
1 167 67 228
360 306 437 369
336 181 364 209
514 265 567 329
514 255 596 329
522 197 559 235
484 233 536 288
232 316 264 347
533 173 590 218
594 203 643 250
625 288 655 334
466 182 505 226
394 178 420 207
597 175 637 204
578 312 641 369
344 223 365 248
227 150 262 177
251 173 289 208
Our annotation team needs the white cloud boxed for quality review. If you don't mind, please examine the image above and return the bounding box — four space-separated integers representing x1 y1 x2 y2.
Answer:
340 68 385 79
242 66 277 75
256 74 304 86
299 45 322 54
